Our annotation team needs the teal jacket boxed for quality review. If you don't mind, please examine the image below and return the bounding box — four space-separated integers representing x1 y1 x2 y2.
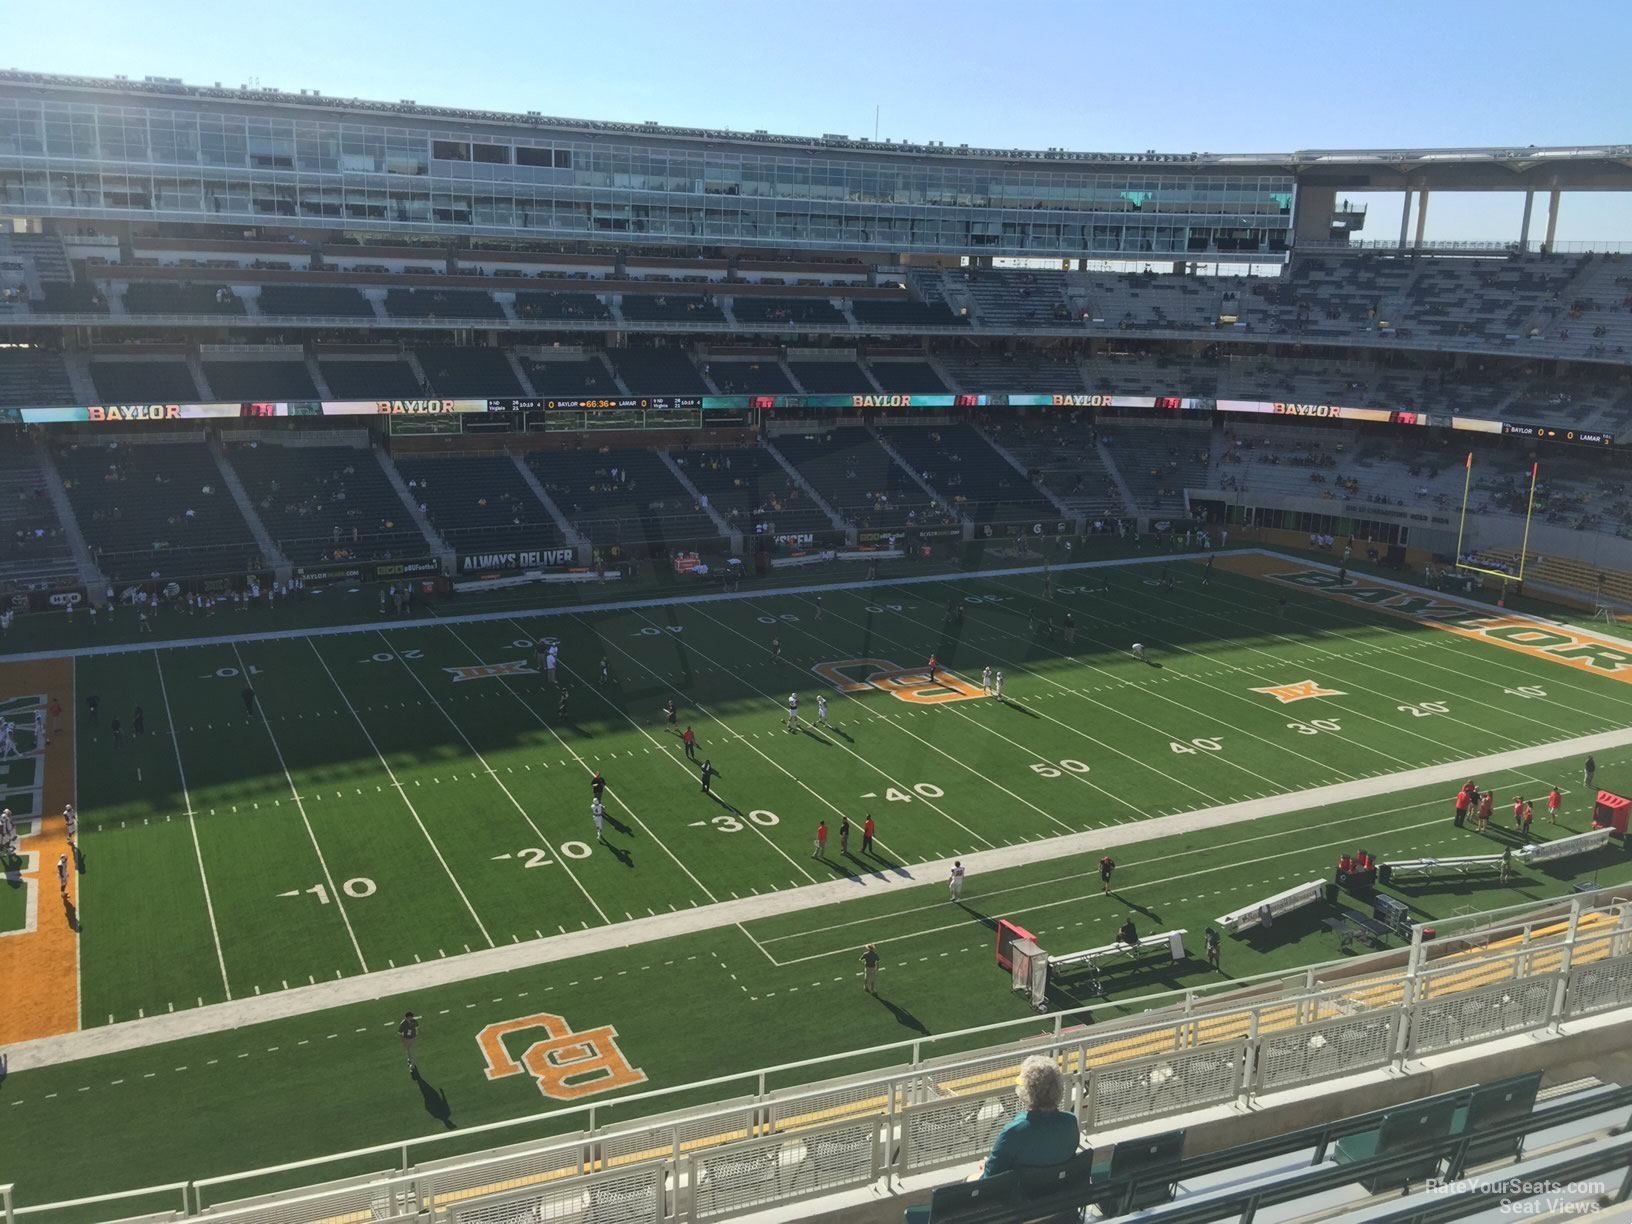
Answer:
982 1108 1080 1177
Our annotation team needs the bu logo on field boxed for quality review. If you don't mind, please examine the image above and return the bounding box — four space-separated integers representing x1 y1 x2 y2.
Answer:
476 1012 647 1101
443 660 538 683
810 658 984 705
1250 679 1346 704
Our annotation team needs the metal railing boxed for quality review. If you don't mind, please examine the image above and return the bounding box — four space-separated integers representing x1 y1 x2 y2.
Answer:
7 896 1630 1224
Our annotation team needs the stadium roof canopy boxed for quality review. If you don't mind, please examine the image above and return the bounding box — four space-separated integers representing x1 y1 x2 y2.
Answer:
4 69 1630 191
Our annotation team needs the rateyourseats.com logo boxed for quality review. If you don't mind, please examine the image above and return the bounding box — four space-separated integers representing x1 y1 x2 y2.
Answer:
1424 1177 1608 1215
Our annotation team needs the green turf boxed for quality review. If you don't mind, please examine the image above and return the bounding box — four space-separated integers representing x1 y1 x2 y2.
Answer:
69 560 1631 1018
5 744 1631 1213
9 554 1632 1211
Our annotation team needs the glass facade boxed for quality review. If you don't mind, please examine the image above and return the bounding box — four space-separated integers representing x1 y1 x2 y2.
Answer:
0 90 1295 258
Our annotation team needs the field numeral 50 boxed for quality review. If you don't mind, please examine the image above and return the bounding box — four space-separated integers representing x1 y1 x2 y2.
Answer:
1030 759 1091 778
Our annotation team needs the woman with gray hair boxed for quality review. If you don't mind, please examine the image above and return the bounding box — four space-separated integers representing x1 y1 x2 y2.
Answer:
982 1054 1081 1177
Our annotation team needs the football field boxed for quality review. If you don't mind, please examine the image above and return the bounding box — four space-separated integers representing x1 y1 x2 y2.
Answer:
5 549 1632 1213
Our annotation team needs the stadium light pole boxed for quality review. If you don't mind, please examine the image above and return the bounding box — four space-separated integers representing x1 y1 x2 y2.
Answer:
1454 450 1473 563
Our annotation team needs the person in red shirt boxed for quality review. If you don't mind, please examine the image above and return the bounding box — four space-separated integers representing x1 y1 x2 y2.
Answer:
1547 787 1561 824
1454 783 1472 828
1477 791 1493 832
927 654 938 682
862 814 875 855
681 726 697 761
813 820 828 859
1512 796 1525 830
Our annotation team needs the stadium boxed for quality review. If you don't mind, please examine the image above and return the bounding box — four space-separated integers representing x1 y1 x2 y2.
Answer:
3 27 1632 1224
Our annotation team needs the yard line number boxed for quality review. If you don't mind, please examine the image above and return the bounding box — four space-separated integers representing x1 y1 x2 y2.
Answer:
707 809 781 834
1288 719 1343 736
285 877 377 904
1397 701 1450 718
1030 759 1092 778
1170 738 1224 755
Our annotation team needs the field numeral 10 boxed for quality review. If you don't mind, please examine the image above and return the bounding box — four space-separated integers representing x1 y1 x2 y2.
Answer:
290 878 377 904
1504 686 1547 699
1030 759 1092 778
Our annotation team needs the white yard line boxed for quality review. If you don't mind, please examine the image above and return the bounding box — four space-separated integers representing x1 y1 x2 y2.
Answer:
968 573 1492 763
152 650 231 1000
630 602 1003 851
376 630 609 925
231 644 368 974
692 599 1086 833
305 639 495 948
461 619 722 904
13 724 1632 1075
579 618 846 876
1192 564 1632 727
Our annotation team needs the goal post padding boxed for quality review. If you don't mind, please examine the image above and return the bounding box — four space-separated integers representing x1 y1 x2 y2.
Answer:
995 918 1035 971
1009 938 1048 1009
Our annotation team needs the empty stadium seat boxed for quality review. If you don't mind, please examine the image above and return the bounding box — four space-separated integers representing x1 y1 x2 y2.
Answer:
414 346 524 397
318 359 423 399
392 455 565 555
122 282 246 316
228 444 426 565
203 360 319 400
618 295 725 325
671 447 832 537
56 441 261 580
383 288 503 320
90 361 201 402
0 349 74 406
526 447 719 550
257 285 376 318
885 425 1058 524
788 360 870 394
772 427 956 531
611 347 707 395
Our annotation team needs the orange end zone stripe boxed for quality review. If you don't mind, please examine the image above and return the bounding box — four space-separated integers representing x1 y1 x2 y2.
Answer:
0 657 79 1043
1211 555 1632 686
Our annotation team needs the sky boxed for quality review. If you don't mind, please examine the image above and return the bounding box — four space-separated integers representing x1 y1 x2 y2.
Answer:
7 0 1632 244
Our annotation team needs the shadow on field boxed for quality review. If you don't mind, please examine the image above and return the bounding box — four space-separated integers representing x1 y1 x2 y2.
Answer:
602 840 634 869
414 1070 457 1129
955 901 999 932
875 994 929 1035
1001 700 1040 719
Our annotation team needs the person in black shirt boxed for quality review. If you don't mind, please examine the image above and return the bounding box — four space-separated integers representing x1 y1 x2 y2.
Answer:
1100 855 1115 895
241 686 257 722
700 759 715 793
133 706 145 737
1117 917 1139 952
1585 755 1597 790
591 771 605 801
399 1011 419 1073
109 716 122 747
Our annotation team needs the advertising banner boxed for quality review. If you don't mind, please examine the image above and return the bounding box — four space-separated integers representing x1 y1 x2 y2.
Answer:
456 547 577 574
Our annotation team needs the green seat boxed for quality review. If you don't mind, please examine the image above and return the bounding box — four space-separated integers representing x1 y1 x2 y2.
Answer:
902 1170 1017 1224
1352 1099 1458 1193
1108 1129 1185 1211
1016 1149 1095 1223
1459 1072 1542 1168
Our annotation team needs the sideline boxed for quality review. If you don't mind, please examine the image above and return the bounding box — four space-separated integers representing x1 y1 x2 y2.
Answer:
0 550 1225 663
7 723 1629 1074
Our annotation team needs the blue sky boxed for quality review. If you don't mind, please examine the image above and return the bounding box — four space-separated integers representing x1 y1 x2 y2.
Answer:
8 0 1631 242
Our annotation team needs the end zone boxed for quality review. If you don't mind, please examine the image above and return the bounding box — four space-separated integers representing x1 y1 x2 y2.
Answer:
1213 553 1632 684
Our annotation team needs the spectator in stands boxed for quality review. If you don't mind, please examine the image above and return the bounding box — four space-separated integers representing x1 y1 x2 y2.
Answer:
980 1055 1079 1178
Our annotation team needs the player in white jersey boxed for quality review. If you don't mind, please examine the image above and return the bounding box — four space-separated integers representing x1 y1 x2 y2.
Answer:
816 695 829 726
786 692 800 733
0 720 14 759
1132 643 1146 661
948 860 965 901
33 710 45 749
57 853 69 895
591 797 606 841
0 808 14 862
63 803 77 845
546 646 559 684
992 671 1005 700
981 665 993 695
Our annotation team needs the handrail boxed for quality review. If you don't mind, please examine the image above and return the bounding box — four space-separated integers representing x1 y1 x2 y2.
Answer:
57 908 1626 1219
